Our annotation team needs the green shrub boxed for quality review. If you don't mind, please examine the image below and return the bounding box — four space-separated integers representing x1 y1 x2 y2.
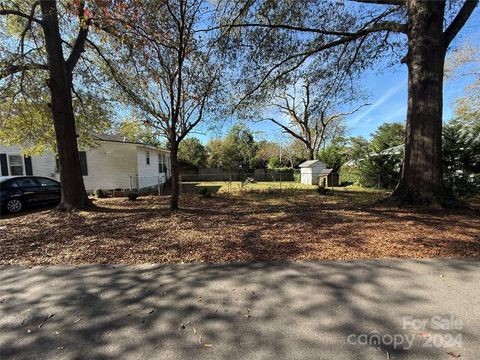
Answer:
339 165 361 185
444 173 480 197
127 191 139 201
293 172 301 183
198 187 212 198
95 189 108 198
357 154 402 189
317 185 329 195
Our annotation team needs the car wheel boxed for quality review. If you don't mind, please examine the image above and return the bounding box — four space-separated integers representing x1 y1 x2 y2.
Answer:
6 198 23 213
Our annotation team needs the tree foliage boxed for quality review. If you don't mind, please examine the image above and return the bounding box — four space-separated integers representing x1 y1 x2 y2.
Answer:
92 0 224 209
205 124 258 169
317 137 348 172
113 118 162 148
369 122 405 153
178 137 207 169
443 119 480 196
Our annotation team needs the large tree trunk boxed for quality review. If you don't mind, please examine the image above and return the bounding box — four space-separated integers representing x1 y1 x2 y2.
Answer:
170 143 180 210
391 0 448 204
40 0 90 211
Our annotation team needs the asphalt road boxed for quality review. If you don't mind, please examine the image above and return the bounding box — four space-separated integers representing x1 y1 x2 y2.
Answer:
1 259 479 359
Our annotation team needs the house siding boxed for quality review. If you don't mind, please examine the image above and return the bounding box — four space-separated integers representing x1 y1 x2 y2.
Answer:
81 142 138 191
1 141 171 192
0 145 57 178
136 147 170 189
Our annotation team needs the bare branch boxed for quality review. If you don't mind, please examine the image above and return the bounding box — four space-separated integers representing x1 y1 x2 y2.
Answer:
0 63 48 79
444 0 479 48
0 6 43 24
352 0 405 5
67 2 90 71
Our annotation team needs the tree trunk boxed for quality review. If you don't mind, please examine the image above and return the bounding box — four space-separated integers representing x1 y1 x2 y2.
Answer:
40 0 90 211
308 147 315 160
170 143 180 210
391 0 448 204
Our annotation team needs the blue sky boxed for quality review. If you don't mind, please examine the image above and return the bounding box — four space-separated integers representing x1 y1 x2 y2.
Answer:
195 6 480 144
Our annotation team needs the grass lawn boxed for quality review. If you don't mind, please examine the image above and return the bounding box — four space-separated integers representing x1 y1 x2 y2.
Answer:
1 183 479 265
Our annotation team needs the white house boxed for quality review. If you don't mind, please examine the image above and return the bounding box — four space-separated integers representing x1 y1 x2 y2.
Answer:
0 133 171 193
299 159 327 185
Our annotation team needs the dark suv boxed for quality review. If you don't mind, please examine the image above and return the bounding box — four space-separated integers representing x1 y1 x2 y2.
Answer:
0 176 61 214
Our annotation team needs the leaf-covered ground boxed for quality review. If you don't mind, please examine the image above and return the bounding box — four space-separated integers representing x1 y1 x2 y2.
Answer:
1 186 479 265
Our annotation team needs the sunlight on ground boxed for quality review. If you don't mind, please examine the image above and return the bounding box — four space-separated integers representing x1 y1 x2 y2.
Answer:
182 181 390 205
1 184 479 265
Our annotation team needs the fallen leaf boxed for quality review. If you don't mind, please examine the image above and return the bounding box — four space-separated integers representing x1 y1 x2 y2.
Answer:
447 352 460 358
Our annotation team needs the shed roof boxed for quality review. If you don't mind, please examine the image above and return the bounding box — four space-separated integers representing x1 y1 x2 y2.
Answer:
299 160 324 168
318 168 334 176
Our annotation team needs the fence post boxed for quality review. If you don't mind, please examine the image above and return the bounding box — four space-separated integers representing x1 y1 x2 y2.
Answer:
129 175 132 191
158 175 161 196
179 174 183 195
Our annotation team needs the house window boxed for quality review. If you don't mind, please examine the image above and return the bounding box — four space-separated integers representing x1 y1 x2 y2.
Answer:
79 151 88 176
8 155 24 175
146 151 150 165
159 154 166 173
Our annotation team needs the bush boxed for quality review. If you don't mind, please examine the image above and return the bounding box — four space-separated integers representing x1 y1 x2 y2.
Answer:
127 191 139 201
357 154 402 189
317 185 329 195
273 167 294 173
294 172 301 183
95 189 108 198
198 187 212 198
445 173 480 197
339 165 361 185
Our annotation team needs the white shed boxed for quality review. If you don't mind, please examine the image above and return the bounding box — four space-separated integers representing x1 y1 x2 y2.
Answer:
299 160 327 185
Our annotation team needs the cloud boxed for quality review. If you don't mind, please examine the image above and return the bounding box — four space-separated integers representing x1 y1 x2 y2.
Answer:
349 79 407 126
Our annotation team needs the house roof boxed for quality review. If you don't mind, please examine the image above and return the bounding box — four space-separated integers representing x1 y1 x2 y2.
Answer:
90 132 169 153
342 144 404 167
379 144 404 155
299 160 325 168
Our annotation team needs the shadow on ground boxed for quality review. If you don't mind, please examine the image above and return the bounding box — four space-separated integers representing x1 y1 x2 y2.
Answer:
1 259 479 359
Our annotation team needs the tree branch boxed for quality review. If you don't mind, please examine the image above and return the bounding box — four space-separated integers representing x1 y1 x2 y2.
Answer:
327 103 371 122
352 0 405 5
0 63 48 79
0 7 43 24
66 3 90 71
443 0 478 48
264 117 308 146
